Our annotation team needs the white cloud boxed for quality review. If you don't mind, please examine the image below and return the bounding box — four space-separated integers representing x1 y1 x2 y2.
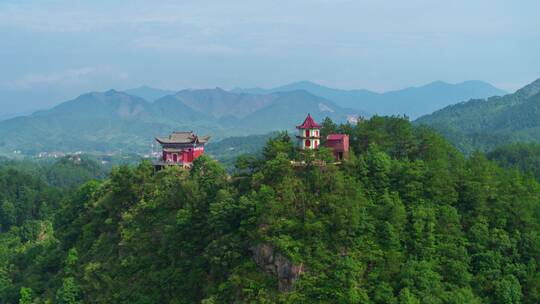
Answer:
0 67 129 90
0 0 537 93
1 67 95 89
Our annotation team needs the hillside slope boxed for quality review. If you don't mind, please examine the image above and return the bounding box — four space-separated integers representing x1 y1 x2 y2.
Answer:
415 78 540 153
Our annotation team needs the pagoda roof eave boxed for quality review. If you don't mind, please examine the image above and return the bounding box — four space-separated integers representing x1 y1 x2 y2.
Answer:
155 134 211 145
296 113 321 129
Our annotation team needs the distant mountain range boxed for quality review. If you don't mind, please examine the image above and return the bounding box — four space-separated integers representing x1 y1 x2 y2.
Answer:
0 89 356 155
234 80 506 119
415 78 540 153
0 79 512 156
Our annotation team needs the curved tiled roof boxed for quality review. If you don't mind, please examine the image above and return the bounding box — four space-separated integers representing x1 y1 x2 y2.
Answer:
296 114 321 129
155 131 210 144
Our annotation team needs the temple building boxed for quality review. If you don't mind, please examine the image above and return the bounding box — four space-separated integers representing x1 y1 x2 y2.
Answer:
326 134 350 161
296 114 321 150
154 131 210 169
296 114 350 161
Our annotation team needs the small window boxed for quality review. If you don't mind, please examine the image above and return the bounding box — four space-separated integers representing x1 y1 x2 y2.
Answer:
305 139 311 147
305 129 310 137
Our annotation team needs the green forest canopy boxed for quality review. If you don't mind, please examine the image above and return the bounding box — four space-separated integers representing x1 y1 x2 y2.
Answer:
1 116 540 303
414 78 540 154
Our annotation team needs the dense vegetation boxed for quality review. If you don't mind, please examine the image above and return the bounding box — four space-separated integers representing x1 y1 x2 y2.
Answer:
415 79 540 154
0 156 107 189
487 143 540 182
2 116 540 303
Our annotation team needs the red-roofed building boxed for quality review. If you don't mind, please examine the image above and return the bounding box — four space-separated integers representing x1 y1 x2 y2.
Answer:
296 113 322 129
295 114 350 161
296 114 321 150
154 131 210 169
326 134 350 161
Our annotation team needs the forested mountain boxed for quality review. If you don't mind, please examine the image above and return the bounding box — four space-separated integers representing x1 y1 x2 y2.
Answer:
0 90 168 155
415 79 540 154
0 155 108 189
235 80 505 119
165 88 274 118
0 89 356 156
2 117 540 303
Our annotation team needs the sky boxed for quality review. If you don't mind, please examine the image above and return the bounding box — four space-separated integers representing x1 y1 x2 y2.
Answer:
0 0 539 116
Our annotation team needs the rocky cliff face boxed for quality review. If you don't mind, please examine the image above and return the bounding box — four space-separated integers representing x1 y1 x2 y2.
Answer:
251 244 305 292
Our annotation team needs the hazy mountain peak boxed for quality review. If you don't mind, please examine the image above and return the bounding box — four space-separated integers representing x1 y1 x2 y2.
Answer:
287 80 321 87
419 80 502 91
85 90 143 103
174 87 238 100
105 89 120 94
125 86 176 102
277 81 332 92
424 80 449 87
460 80 492 85
234 80 505 119
170 88 274 118
44 90 150 120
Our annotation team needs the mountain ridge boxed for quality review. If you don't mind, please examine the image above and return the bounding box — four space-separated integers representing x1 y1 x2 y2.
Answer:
124 86 176 102
234 80 506 119
0 88 358 155
415 78 540 153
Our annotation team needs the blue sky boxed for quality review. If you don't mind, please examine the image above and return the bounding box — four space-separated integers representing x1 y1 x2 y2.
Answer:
0 0 539 115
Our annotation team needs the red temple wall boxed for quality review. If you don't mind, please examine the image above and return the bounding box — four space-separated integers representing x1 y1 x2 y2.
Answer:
325 135 350 161
326 138 349 152
162 146 205 164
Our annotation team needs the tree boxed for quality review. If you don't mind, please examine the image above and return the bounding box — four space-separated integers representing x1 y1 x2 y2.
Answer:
262 132 294 161
0 200 16 231
494 275 523 304
18 287 32 304
320 117 337 145
56 277 81 304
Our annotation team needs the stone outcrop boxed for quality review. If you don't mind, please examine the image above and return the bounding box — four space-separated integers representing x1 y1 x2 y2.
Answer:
250 244 305 292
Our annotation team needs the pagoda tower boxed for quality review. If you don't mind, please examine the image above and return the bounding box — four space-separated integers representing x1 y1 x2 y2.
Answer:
296 114 321 150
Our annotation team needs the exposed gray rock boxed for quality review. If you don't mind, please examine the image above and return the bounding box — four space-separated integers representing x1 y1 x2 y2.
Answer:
251 243 305 292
